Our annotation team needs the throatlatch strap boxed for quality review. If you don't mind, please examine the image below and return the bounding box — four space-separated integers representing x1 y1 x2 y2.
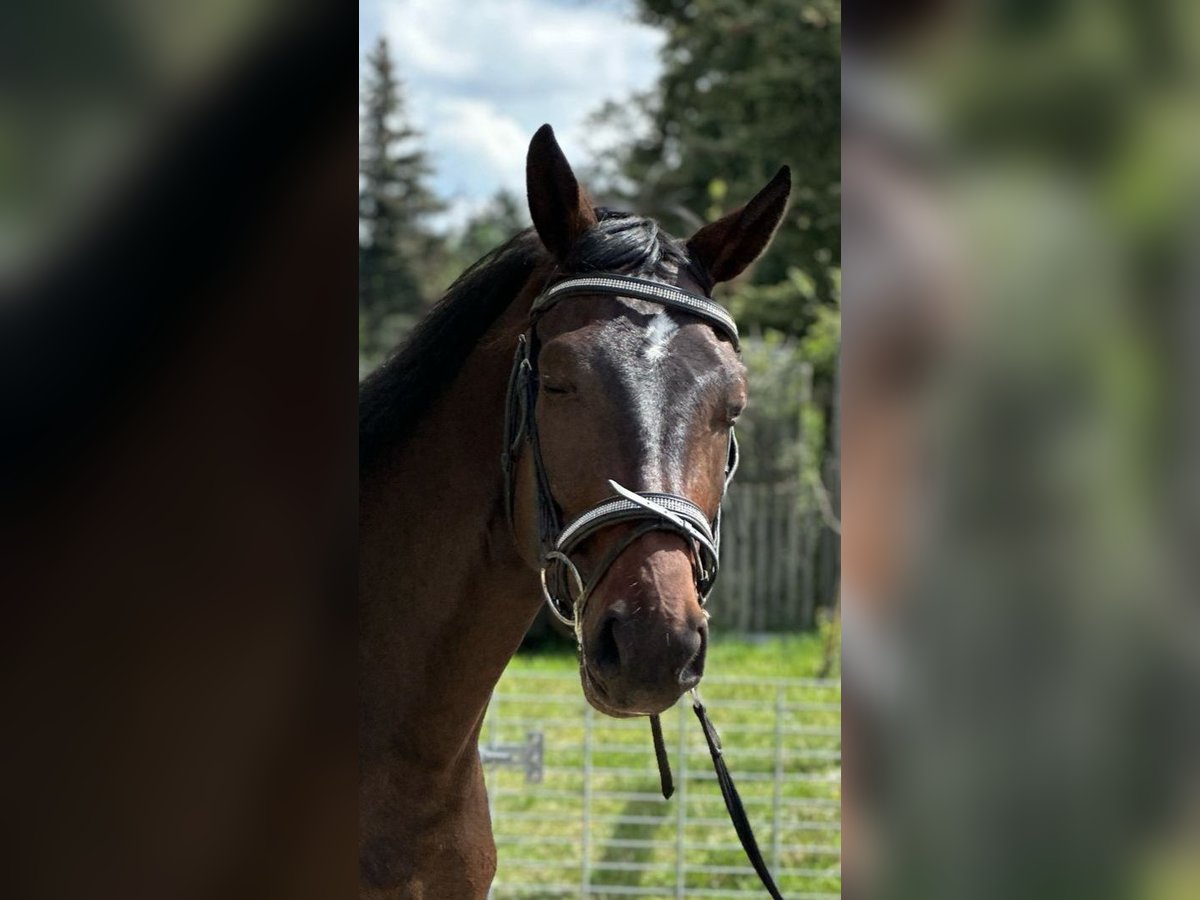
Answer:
649 715 674 800
692 699 786 900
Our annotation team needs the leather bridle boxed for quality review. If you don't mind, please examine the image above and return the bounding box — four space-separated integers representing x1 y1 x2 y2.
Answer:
497 271 786 899
500 274 740 637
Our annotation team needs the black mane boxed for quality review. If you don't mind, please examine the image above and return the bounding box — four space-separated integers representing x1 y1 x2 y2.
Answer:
358 229 543 474
358 210 707 474
562 208 705 285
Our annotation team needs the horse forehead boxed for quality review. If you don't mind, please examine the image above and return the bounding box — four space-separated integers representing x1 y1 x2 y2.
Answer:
641 312 678 362
544 294 733 390
592 316 713 385
602 297 723 359
594 326 729 440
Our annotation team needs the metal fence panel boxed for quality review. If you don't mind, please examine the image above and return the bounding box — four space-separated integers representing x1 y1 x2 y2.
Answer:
483 672 841 899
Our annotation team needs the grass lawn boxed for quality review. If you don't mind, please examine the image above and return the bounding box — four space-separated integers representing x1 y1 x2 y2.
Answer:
484 634 841 898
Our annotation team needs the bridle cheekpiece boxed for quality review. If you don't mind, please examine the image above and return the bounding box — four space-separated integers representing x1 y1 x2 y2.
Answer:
497 271 786 899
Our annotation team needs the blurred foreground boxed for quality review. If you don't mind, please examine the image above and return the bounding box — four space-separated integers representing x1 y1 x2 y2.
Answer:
2 2 358 898
842 2 1200 898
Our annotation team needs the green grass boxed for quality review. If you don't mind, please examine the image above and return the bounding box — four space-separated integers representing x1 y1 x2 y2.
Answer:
485 636 841 898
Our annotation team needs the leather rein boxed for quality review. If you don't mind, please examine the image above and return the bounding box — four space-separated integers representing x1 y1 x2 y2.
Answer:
499 273 786 898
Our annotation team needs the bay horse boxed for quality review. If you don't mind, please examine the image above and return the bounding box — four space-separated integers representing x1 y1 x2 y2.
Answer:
359 124 790 897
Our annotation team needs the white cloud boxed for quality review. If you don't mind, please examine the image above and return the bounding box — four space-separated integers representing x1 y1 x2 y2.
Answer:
432 99 528 187
366 0 664 232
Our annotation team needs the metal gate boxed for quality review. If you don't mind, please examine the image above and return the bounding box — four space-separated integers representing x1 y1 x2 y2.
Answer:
481 671 841 898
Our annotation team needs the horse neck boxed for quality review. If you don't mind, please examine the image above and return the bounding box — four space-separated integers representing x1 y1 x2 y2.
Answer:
359 281 544 776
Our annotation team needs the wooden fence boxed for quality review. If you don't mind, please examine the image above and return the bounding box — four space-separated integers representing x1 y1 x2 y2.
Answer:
705 480 837 632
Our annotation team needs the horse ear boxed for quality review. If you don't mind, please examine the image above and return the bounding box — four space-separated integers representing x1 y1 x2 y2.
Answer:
687 166 792 284
526 124 597 260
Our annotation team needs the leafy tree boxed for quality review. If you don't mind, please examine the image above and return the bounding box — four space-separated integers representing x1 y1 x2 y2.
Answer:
359 37 442 366
592 0 841 337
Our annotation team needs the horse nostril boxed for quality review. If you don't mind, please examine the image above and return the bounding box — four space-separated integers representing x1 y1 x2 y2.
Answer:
678 624 707 687
593 612 623 680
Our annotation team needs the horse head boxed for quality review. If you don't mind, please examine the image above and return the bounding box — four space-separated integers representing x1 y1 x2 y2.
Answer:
510 125 790 717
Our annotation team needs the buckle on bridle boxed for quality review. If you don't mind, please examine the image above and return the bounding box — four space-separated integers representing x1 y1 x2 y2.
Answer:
538 550 584 630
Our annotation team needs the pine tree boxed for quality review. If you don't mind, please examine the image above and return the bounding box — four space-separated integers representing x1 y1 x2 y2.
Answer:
359 37 442 365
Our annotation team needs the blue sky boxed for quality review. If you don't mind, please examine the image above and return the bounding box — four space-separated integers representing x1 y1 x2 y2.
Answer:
360 0 665 231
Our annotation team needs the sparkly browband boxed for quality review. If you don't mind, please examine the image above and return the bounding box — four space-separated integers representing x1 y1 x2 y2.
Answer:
531 275 739 350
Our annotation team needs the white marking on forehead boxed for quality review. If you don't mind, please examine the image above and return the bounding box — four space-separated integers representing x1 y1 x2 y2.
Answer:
622 312 679 486
641 312 678 363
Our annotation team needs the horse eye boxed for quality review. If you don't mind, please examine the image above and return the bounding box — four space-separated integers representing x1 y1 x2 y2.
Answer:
541 380 574 396
726 402 745 422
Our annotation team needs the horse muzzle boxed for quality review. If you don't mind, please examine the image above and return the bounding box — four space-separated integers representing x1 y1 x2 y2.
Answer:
577 533 708 716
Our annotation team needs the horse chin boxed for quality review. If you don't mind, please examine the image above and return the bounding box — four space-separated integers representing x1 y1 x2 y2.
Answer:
579 662 673 719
